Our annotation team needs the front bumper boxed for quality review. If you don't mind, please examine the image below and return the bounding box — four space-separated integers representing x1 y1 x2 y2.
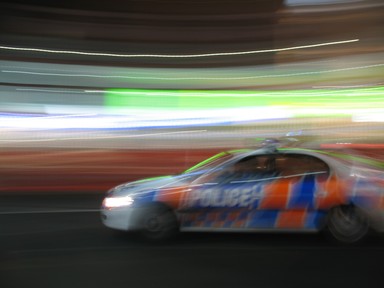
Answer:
101 207 138 231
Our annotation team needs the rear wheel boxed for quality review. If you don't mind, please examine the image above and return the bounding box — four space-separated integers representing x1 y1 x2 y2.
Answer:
137 204 179 241
325 205 369 244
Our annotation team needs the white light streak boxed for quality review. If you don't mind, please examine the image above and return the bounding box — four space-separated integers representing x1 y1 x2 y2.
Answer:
0 106 292 130
0 130 208 142
312 81 384 89
32 114 97 119
3 62 383 82
287 0 361 6
16 88 87 94
0 39 359 58
352 109 384 122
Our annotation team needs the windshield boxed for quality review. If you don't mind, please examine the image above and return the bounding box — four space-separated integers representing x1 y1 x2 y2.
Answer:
182 151 237 175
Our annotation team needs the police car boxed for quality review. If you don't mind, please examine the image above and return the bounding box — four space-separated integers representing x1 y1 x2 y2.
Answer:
101 145 384 243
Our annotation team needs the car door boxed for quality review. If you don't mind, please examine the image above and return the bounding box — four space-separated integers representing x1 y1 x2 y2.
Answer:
255 153 330 230
180 154 279 230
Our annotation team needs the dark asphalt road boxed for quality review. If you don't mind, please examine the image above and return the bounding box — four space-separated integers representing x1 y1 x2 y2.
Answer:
0 194 383 288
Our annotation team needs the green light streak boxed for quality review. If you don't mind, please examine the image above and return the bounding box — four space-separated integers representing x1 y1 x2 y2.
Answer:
133 175 172 184
183 149 251 174
105 86 384 118
183 152 228 174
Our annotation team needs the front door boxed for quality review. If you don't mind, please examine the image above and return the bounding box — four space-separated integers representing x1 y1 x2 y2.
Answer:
180 155 278 230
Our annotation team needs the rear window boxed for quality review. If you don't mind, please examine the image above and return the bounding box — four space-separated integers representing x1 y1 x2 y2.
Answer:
275 154 330 177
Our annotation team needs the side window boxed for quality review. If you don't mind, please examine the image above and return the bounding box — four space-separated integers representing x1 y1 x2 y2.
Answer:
275 154 329 178
213 155 278 183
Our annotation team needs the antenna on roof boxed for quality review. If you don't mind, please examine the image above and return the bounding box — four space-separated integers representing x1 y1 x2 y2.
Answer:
260 138 280 152
245 135 303 151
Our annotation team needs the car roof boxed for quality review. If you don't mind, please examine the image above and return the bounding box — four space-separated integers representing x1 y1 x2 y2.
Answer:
235 146 378 175
233 147 319 157
232 146 347 168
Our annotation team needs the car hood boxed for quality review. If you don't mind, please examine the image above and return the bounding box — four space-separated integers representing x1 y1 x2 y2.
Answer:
109 174 192 197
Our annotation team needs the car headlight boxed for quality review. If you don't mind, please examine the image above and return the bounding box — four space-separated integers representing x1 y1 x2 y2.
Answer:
103 196 134 209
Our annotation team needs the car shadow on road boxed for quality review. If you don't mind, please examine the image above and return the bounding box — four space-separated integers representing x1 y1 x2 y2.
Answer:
110 230 384 249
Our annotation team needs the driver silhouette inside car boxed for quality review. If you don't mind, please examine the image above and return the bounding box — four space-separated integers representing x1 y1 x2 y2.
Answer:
216 156 279 183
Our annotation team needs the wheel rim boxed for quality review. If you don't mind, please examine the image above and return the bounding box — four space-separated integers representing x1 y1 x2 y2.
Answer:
328 205 368 243
145 214 162 232
140 207 178 240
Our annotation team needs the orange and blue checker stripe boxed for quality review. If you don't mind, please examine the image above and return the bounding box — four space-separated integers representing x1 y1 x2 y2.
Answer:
181 209 326 230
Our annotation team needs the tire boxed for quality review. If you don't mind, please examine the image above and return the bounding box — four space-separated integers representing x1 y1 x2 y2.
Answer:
137 204 179 241
325 205 370 244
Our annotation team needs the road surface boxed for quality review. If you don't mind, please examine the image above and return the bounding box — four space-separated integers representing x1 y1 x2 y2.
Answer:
0 193 383 288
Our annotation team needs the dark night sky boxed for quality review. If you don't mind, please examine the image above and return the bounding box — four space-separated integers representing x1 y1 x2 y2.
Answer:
0 0 285 14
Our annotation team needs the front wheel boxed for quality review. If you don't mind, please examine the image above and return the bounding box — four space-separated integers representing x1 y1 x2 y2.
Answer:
325 205 370 244
137 204 179 241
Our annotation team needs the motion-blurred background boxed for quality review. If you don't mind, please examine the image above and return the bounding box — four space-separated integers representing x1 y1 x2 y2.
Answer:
0 0 383 193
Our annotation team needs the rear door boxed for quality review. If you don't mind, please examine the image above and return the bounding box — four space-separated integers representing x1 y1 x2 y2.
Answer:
256 153 330 230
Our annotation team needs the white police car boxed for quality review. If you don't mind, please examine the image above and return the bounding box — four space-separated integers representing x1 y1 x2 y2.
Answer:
101 146 384 243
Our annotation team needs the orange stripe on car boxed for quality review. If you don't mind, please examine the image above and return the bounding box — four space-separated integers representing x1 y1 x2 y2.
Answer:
316 174 348 209
259 179 293 209
156 187 187 209
276 210 306 228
